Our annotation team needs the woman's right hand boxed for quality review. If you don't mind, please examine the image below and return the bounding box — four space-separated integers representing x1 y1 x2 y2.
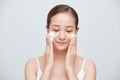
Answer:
44 35 54 71
40 35 54 80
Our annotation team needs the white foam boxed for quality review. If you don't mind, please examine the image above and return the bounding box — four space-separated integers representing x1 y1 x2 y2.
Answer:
48 32 55 41
71 33 76 39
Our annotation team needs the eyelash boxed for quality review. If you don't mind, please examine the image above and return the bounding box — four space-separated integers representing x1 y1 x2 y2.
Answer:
53 29 59 32
53 29 72 32
66 30 72 32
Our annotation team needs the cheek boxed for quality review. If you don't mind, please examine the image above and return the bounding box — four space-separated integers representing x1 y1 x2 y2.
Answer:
54 32 74 40
53 33 58 38
66 34 72 40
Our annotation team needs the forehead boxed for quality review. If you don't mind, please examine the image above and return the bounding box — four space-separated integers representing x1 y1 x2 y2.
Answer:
50 12 76 28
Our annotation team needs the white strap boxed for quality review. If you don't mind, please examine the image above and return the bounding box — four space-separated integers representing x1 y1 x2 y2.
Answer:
81 58 87 71
36 58 42 80
77 58 87 80
36 58 40 70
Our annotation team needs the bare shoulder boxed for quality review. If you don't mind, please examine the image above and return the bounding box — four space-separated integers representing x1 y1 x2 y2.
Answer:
76 56 96 79
85 58 96 80
25 58 37 72
25 55 45 71
25 55 44 67
25 58 36 66
85 59 96 72
25 58 38 80
76 56 96 70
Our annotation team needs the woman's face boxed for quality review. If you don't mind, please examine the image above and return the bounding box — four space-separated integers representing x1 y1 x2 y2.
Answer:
48 12 78 51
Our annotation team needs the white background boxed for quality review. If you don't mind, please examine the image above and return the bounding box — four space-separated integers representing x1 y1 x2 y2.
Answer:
0 0 120 80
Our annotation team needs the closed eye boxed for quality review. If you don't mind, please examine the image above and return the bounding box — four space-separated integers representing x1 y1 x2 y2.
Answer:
66 30 72 33
53 29 59 32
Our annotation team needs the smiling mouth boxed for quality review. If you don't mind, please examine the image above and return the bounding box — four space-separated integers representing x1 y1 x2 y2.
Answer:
56 42 66 45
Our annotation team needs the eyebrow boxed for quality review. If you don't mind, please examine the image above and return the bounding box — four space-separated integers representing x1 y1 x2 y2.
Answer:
52 24 75 28
52 25 60 27
66 25 74 28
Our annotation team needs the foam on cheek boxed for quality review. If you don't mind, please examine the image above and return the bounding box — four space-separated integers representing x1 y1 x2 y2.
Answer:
48 32 55 41
70 33 76 39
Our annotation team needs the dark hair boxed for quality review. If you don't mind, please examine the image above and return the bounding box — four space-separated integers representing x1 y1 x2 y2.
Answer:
47 4 79 30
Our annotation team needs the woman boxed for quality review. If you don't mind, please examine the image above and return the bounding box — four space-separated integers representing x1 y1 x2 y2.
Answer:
25 4 96 80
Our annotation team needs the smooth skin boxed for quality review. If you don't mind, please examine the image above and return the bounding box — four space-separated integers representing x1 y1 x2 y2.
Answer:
25 12 96 80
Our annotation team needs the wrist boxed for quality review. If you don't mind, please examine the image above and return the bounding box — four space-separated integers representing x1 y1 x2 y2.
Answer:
65 66 73 72
40 68 52 80
44 66 52 72
66 69 78 80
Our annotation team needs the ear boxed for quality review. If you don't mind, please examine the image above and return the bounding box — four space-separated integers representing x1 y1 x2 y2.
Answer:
75 27 80 34
46 25 49 33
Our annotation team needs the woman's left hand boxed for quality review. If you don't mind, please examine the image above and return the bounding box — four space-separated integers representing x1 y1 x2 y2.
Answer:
65 36 77 74
65 36 78 80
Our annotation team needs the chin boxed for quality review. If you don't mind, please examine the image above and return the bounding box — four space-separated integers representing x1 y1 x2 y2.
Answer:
56 46 68 51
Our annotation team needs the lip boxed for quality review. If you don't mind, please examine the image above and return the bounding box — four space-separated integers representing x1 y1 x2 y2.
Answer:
56 41 66 45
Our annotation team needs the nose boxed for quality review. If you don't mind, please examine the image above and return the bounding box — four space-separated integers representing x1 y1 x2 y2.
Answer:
59 31 65 40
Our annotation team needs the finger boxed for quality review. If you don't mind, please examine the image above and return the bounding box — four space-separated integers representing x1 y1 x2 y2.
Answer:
71 38 75 55
73 36 77 55
67 38 74 56
45 34 50 54
75 36 77 54
47 34 54 57
50 38 53 54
